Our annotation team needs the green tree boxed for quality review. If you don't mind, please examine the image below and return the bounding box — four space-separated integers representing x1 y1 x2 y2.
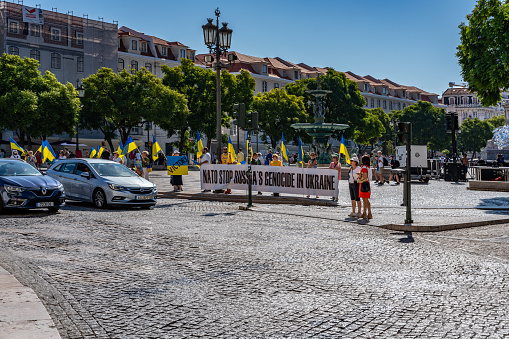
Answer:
0 54 80 148
457 0 509 106
392 101 448 151
253 88 309 148
353 108 386 154
457 118 493 158
81 67 188 151
486 114 505 129
285 69 366 139
161 59 255 150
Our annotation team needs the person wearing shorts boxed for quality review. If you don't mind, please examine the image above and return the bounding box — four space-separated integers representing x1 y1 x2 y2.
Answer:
348 156 361 217
358 155 372 220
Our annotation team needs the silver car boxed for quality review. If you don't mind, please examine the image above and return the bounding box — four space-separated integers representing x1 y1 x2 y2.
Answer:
47 159 157 208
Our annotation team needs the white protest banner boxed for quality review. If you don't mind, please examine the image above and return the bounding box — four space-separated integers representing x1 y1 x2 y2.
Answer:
22 6 44 25
200 164 339 197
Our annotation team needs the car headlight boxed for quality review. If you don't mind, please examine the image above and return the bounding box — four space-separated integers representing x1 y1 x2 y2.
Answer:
4 185 25 194
57 184 64 192
108 183 126 191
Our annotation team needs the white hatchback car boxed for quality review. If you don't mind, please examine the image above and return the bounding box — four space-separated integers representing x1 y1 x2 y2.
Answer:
47 159 157 208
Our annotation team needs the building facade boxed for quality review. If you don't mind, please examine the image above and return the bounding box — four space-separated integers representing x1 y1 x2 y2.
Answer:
0 2 117 85
441 84 505 125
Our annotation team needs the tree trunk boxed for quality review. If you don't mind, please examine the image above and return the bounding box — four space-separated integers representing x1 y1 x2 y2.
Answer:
27 135 33 151
107 139 114 154
179 128 186 153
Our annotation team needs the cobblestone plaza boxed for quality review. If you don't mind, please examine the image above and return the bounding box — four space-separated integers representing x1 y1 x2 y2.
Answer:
0 172 508 338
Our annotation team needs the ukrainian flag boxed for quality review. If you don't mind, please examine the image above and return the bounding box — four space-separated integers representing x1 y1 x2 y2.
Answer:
89 147 97 158
42 140 56 163
228 136 236 164
96 145 104 158
298 137 304 164
117 141 124 159
152 135 162 162
340 135 350 164
121 136 138 156
9 137 25 155
281 133 289 162
196 131 203 160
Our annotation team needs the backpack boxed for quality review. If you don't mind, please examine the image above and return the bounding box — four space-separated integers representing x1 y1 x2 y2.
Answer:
394 160 400 168
383 156 389 166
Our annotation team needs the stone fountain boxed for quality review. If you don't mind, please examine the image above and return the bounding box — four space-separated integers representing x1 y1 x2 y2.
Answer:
291 76 349 164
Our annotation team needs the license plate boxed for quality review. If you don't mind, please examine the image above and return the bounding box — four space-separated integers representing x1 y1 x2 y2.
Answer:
36 202 54 207
135 195 152 200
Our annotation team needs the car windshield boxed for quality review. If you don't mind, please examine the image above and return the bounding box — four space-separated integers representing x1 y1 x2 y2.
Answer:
0 162 41 176
90 163 136 177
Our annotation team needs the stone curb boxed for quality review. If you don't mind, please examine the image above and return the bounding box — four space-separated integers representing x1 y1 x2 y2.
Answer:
377 217 509 232
158 191 339 206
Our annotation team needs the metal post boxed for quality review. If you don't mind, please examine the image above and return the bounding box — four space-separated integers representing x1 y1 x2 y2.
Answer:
237 125 240 150
247 131 253 208
405 123 413 224
215 14 222 160
147 122 150 159
75 121 80 154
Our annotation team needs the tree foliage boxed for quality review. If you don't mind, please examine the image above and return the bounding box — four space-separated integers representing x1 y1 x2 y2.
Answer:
161 59 255 150
81 67 188 149
0 54 79 147
285 69 366 139
353 108 387 153
457 118 493 155
457 0 509 106
253 88 310 148
392 101 448 151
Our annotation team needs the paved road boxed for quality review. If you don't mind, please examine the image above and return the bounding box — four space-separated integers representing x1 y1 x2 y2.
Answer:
0 198 508 338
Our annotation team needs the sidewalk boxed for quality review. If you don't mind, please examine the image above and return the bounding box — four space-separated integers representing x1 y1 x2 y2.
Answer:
151 169 509 232
0 266 60 339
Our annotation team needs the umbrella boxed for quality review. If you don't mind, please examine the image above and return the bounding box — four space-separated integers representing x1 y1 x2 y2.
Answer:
59 142 88 147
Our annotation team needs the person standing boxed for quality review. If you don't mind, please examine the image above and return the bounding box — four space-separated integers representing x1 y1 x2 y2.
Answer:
251 153 262 195
58 150 66 160
200 147 211 193
236 148 244 164
388 155 400 185
171 151 183 192
377 151 388 185
26 151 37 168
265 150 273 166
270 154 282 196
0 149 5 158
101 148 110 160
10 150 21 159
329 155 341 202
220 146 232 194
348 156 362 217
306 152 318 198
461 153 469 180
358 155 372 220
112 151 123 164
141 151 150 180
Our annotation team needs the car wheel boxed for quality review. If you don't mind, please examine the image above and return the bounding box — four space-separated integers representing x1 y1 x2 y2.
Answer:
93 189 107 209
48 207 60 213
140 205 152 210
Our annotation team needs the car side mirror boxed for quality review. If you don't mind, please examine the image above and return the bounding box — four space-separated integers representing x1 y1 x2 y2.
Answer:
80 172 90 179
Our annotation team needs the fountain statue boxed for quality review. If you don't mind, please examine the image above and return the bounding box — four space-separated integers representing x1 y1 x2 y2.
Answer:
291 76 349 164
480 100 509 160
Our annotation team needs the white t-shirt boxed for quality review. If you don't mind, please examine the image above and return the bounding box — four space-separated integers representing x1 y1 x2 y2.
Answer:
200 152 211 165
112 156 123 164
348 166 361 184
378 157 384 169
10 154 21 159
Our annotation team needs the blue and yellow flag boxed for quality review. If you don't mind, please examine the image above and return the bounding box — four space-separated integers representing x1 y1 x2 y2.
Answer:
298 137 304 164
96 145 104 158
89 147 97 158
121 136 138 156
9 137 25 155
281 133 289 162
196 131 203 160
42 140 55 163
228 136 236 164
117 141 124 159
152 135 162 162
340 135 350 165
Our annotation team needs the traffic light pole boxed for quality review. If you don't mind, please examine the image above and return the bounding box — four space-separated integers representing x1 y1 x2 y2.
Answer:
405 123 413 224
247 132 253 208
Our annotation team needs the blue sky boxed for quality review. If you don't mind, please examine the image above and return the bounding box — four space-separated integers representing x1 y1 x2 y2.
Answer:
29 0 477 96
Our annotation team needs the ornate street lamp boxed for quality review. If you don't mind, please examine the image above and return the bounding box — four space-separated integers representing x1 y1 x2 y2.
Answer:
76 81 85 155
202 8 234 158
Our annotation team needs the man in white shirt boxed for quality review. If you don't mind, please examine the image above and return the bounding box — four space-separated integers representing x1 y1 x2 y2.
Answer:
199 147 211 192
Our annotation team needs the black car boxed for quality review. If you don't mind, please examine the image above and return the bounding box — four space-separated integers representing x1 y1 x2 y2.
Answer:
0 159 65 213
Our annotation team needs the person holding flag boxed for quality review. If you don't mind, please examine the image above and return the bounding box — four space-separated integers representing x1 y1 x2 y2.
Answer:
9 137 25 157
196 131 204 161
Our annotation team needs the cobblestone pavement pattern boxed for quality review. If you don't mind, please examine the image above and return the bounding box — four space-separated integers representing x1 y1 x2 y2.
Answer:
0 197 508 338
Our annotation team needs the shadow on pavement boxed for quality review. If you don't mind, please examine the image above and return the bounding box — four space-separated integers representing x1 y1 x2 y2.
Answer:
391 231 415 243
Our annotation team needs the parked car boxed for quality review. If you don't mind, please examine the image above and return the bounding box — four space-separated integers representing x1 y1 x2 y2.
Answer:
46 159 157 208
0 159 65 213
